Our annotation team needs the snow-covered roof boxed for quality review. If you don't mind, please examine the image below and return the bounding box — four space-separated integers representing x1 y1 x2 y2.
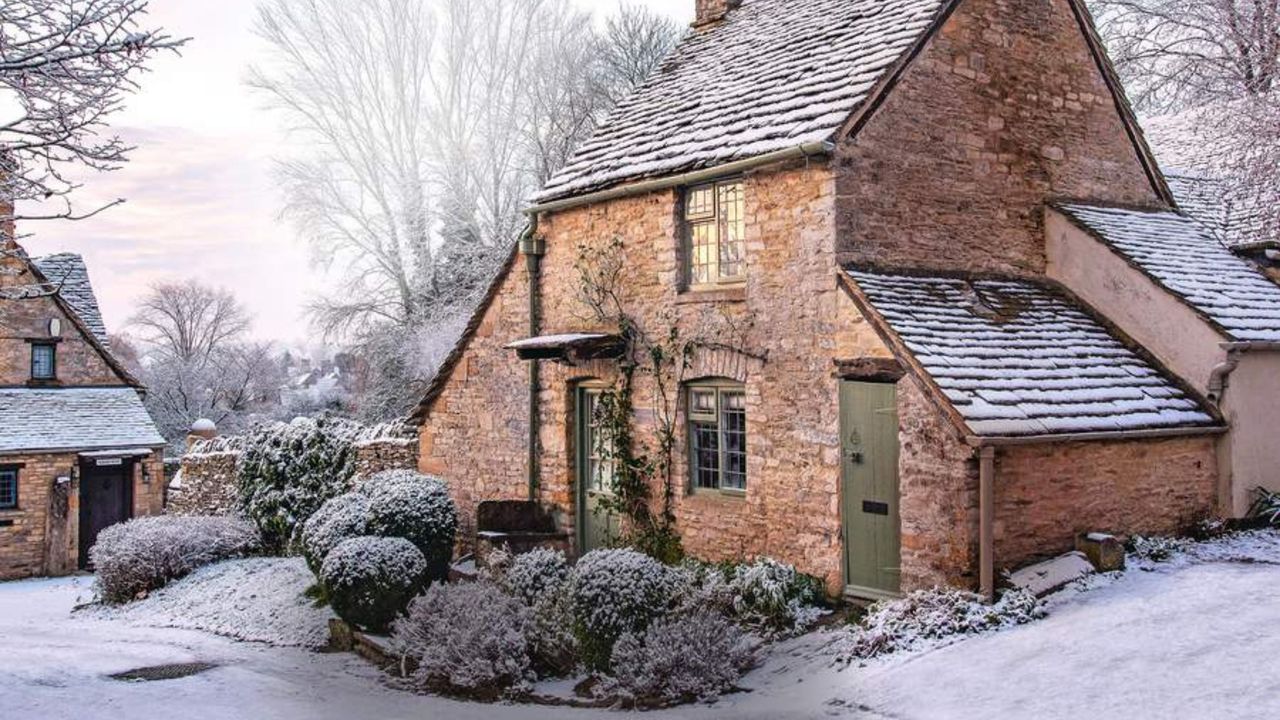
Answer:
1056 204 1280 342
505 334 613 350
32 253 110 347
845 269 1218 437
0 388 166 454
534 0 947 202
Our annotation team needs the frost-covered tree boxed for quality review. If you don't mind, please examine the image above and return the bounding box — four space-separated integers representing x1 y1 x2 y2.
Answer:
1091 0 1280 238
249 0 681 421
129 281 284 444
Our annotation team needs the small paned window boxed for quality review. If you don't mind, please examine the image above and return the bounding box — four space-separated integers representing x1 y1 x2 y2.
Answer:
0 468 17 510
583 390 615 494
685 180 746 286
31 344 56 380
688 383 748 493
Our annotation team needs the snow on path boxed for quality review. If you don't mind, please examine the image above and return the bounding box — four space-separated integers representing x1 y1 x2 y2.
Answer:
3 536 1279 720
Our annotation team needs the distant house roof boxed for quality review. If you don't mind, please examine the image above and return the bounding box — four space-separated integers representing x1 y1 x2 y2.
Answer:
1056 204 1280 343
844 269 1219 438
32 253 110 347
534 0 949 202
0 388 166 454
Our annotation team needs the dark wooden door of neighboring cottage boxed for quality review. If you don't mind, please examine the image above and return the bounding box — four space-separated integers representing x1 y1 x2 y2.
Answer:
79 459 134 568
840 381 902 599
576 386 618 555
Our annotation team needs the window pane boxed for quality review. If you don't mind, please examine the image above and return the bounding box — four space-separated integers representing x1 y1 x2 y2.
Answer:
686 185 715 219
31 345 55 379
691 390 717 415
721 391 747 491
692 421 721 490
0 470 16 509
718 183 746 280
586 393 613 494
690 221 716 285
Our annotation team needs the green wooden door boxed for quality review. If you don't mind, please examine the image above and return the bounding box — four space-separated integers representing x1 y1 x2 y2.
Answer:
840 381 901 597
576 388 619 554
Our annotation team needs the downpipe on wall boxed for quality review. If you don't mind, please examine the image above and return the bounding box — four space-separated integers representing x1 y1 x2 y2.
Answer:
520 221 545 503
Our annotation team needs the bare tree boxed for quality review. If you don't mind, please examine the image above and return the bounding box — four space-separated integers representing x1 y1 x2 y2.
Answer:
599 3 683 104
1092 0 1280 239
0 0 186 224
250 0 681 420
130 282 252 363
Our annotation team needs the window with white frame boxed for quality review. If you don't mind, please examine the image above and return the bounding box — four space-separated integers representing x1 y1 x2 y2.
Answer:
688 382 747 492
684 179 746 287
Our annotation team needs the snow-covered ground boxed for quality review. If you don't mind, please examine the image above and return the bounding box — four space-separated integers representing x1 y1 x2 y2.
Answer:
3 532 1279 719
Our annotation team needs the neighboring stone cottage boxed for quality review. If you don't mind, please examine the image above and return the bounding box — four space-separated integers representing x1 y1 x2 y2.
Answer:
413 0 1277 599
0 241 166 580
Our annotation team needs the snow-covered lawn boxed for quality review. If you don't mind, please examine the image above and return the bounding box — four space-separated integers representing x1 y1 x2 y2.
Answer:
3 533 1279 719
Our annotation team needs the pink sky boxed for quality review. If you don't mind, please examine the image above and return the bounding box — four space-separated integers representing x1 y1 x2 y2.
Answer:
19 0 690 345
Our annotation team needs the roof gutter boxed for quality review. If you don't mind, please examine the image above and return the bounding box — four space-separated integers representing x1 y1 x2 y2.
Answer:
965 424 1228 448
525 141 836 217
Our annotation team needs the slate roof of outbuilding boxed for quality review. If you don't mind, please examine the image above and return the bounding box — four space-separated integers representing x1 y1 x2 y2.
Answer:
1056 203 1280 342
534 0 948 202
0 388 166 454
32 253 110 347
844 268 1219 438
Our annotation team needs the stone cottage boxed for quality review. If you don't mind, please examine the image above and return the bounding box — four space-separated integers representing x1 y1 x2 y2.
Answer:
413 0 1280 598
0 239 166 580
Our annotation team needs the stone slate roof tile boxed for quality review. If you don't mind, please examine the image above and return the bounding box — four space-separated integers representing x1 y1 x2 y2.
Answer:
1056 204 1280 342
845 269 1218 437
0 388 166 454
33 253 110 347
535 0 947 202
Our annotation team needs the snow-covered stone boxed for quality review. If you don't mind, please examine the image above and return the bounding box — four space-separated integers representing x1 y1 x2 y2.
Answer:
1008 552 1095 598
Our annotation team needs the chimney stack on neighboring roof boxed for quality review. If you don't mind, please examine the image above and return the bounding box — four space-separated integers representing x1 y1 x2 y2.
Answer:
694 0 742 28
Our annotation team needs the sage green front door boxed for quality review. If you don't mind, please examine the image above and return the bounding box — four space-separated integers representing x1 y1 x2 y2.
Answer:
840 381 902 597
576 388 619 554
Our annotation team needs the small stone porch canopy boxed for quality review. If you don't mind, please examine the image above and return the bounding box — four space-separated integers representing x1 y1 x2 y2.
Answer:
1047 204 1280 515
843 269 1220 439
504 334 626 363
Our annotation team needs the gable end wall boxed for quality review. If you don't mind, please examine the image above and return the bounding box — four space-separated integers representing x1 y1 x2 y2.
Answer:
835 0 1163 275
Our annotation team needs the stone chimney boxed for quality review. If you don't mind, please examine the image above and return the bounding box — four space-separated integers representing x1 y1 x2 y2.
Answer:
694 0 742 28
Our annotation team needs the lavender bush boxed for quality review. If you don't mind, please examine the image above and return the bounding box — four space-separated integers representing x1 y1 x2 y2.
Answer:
604 611 756 706
91 516 259 604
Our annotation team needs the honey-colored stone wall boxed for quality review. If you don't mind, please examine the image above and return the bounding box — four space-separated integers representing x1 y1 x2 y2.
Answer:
835 0 1164 276
0 451 165 580
993 436 1219 571
0 255 123 387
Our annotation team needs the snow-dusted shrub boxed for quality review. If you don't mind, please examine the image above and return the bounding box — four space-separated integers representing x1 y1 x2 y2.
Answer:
1128 535 1192 563
528 584 579 677
300 492 371 575
1250 488 1280 527
674 557 825 635
237 416 362 552
91 516 259 604
604 611 756 706
320 536 427 632
393 580 534 699
833 587 1043 663
500 548 570 606
567 549 677 670
360 470 458 582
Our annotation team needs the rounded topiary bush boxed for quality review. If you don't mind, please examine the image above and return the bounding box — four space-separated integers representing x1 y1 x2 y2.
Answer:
567 549 677 670
321 536 428 633
501 548 570 606
300 492 372 575
360 470 458 582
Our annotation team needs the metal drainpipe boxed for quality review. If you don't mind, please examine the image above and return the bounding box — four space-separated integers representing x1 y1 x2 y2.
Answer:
978 445 997 601
520 223 545 503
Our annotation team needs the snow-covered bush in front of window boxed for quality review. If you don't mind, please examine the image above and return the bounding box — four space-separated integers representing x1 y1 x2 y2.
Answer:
236 416 362 552
392 580 534 699
499 548 570 606
360 469 458 582
300 492 371 575
832 587 1043 663
320 536 427 633
1128 535 1192 563
602 611 757 706
91 515 259 604
567 548 677 670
